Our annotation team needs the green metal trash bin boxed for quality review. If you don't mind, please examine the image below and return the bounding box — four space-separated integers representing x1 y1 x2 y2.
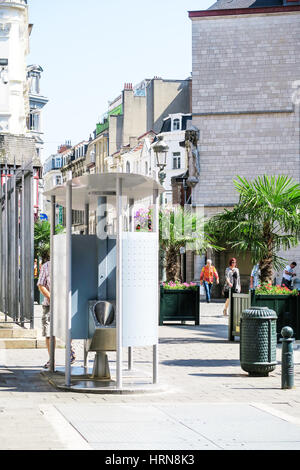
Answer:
240 306 277 377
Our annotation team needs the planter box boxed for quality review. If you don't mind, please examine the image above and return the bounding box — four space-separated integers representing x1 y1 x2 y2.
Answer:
251 292 299 340
159 287 200 325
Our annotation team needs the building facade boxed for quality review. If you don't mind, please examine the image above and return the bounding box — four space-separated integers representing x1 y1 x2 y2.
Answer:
0 0 29 136
60 140 88 232
27 64 48 161
27 64 48 218
189 0 300 289
158 113 192 204
120 130 156 177
94 77 191 172
0 0 44 223
42 153 63 222
0 0 39 165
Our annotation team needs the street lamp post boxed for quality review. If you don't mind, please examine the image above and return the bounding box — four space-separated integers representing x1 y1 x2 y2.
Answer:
152 136 169 283
152 136 169 205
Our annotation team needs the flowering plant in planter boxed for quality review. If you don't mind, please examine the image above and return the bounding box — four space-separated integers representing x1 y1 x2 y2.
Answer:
255 283 299 296
161 281 198 291
134 208 153 232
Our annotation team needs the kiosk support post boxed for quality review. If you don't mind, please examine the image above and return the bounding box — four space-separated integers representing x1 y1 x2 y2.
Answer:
5 168 9 322
153 188 159 384
50 195 56 373
65 181 72 387
83 203 89 373
128 197 134 372
116 177 123 389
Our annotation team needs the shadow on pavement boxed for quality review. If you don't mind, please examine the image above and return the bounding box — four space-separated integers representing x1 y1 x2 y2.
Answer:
190 373 244 378
161 359 240 368
159 337 230 344
0 368 56 392
159 324 231 342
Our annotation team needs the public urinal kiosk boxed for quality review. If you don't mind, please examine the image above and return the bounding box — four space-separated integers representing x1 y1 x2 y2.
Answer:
45 173 164 392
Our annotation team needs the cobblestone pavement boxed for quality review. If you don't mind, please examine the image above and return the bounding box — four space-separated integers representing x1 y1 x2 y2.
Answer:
0 301 300 449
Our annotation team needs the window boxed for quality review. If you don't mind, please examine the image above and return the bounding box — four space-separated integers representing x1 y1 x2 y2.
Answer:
173 119 180 131
145 161 148 175
56 175 62 186
126 161 131 173
90 144 96 163
29 112 40 132
161 118 171 133
173 153 181 169
182 115 192 130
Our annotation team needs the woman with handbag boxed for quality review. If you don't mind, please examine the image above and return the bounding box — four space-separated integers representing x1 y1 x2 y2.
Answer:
223 258 241 316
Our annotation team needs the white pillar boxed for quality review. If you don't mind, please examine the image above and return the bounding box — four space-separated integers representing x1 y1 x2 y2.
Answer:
116 177 123 389
65 181 72 387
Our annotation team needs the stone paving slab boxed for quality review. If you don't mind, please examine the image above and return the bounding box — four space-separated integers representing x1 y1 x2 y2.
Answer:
0 301 299 449
55 402 300 450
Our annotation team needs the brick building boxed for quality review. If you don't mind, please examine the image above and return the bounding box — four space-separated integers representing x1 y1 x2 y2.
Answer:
189 0 300 291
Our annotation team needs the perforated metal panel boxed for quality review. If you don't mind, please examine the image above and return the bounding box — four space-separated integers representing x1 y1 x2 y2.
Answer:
53 234 67 340
122 232 159 347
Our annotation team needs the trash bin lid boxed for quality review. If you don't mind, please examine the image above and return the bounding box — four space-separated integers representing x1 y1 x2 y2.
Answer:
241 306 277 320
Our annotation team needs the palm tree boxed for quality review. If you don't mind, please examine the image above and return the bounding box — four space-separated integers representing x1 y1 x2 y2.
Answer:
34 220 64 263
207 175 300 284
160 206 220 282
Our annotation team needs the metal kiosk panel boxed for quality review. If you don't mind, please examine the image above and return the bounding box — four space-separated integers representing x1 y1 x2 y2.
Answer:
122 232 158 347
45 173 164 392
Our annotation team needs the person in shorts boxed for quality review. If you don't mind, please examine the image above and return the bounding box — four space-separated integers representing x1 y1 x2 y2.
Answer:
37 249 76 369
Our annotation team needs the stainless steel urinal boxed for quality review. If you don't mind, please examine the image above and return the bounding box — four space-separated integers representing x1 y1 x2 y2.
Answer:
87 300 116 380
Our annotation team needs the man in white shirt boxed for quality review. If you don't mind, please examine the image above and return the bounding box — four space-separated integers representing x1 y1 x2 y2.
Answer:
281 262 297 290
250 263 260 290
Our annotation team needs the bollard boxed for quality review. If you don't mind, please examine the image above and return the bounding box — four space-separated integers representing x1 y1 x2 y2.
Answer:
280 326 295 390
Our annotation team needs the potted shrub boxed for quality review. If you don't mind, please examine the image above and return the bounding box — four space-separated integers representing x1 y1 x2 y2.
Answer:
252 283 299 340
208 175 300 340
134 206 220 325
159 281 200 325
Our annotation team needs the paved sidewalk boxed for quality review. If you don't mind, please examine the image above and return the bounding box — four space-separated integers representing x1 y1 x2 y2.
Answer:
0 301 300 450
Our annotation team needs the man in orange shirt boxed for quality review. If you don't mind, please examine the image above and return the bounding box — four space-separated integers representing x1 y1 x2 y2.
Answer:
200 259 219 303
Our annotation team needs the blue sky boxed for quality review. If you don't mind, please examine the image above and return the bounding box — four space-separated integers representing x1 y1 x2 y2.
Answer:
28 0 214 160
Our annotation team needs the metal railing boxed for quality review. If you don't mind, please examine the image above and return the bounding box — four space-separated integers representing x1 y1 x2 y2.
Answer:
0 162 34 327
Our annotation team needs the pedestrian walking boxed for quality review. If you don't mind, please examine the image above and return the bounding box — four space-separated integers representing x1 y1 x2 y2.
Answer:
250 263 261 290
223 258 241 316
37 249 76 369
200 259 219 303
281 262 297 290
34 259 38 278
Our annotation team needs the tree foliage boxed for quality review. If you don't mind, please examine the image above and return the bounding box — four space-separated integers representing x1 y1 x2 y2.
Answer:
207 175 300 283
159 206 221 282
34 220 64 262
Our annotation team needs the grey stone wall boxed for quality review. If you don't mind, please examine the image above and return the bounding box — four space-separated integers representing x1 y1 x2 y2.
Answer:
192 14 300 115
0 133 39 167
191 10 300 283
192 111 300 205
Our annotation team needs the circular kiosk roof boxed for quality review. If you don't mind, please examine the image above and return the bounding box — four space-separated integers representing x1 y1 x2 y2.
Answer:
44 173 165 210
